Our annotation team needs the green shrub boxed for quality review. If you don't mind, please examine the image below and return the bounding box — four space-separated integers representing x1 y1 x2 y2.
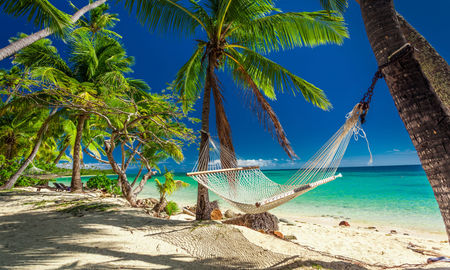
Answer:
165 201 179 217
0 156 43 187
86 174 121 195
33 160 57 173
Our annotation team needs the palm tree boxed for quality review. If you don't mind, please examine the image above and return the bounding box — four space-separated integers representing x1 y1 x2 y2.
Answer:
11 21 135 192
124 0 348 219
322 0 450 243
0 106 58 190
0 109 41 160
0 0 108 62
358 0 450 242
154 169 189 215
395 14 450 108
0 0 70 34
322 0 450 108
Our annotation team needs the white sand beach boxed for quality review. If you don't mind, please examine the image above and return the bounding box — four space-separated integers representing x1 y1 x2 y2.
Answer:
1 188 449 270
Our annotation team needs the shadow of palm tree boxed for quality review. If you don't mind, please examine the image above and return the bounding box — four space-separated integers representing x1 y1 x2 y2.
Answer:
0 191 369 269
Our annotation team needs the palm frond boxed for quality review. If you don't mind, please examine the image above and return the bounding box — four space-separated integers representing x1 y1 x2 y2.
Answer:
0 0 71 35
216 0 278 29
226 47 331 110
11 35 72 75
224 51 301 159
127 78 150 91
30 67 81 91
229 11 348 54
319 0 348 14
121 0 203 35
173 45 206 113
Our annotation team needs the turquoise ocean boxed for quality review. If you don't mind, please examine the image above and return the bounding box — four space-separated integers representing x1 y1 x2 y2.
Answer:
57 165 445 233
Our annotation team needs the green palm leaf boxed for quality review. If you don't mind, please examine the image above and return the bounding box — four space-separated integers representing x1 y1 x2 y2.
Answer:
174 45 206 112
229 11 348 54
0 0 71 35
226 47 331 110
11 34 71 75
319 0 348 14
122 0 203 35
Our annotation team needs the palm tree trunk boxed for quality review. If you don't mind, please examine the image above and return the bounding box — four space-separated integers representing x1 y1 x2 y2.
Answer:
53 142 69 164
211 75 237 168
211 71 238 189
396 14 450 108
360 0 450 241
0 108 58 190
0 0 108 62
71 114 88 193
196 58 213 221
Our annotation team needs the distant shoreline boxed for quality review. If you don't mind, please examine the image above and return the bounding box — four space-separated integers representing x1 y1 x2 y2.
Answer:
56 174 117 178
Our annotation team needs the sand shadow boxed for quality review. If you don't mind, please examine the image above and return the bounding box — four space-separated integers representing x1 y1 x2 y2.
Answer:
0 192 371 269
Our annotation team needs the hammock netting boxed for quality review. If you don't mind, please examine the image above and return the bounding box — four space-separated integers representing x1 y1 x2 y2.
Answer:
187 104 371 214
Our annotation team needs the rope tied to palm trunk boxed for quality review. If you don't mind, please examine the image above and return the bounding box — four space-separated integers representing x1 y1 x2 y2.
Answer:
186 44 413 214
359 43 414 124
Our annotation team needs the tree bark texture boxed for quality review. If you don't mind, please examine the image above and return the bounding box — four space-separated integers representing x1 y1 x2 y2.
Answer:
223 212 279 233
0 108 58 190
0 0 108 62
360 0 450 241
71 114 88 193
397 14 450 109
211 73 237 169
196 58 213 221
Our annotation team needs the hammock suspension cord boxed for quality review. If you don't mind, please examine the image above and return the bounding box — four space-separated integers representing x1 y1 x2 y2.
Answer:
187 43 414 214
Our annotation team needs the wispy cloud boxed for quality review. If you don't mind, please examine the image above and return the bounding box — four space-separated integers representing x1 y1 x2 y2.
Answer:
237 159 276 168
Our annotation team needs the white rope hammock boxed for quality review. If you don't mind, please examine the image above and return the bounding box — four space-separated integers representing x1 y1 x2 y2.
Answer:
187 104 371 214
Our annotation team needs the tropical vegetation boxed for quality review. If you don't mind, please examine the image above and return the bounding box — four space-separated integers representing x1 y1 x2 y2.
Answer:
0 3 195 208
121 0 348 219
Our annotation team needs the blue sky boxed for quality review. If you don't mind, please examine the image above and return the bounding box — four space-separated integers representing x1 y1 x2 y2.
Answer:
1 0 449 171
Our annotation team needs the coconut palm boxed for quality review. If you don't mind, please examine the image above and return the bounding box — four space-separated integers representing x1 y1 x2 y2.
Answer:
124 0 348 219
322 0 450 244
0 66 34 105
72 1 121 39
356 0 450 242
0 0 70 34
0 0 108 62
10 31 135 192
323 0 449 108
0 110 41 160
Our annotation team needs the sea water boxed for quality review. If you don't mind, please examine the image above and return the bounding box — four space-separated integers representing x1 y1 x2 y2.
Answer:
57 165 445 233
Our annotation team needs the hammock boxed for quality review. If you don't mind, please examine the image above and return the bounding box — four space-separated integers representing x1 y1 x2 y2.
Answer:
186 104 371 214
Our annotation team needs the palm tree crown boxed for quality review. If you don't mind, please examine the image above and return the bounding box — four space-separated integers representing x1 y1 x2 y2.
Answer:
125 0 348 158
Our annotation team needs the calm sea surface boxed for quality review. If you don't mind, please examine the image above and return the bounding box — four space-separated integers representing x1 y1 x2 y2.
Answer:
57 165 445 233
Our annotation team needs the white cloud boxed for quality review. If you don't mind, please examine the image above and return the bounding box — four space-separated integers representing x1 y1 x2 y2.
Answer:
237 159 276 168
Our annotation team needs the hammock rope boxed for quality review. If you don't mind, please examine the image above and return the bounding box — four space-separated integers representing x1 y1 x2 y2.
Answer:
186 43 413 214
187 103 368 214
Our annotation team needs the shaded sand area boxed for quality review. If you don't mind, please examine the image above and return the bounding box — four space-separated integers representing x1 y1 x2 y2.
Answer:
1 189 450 269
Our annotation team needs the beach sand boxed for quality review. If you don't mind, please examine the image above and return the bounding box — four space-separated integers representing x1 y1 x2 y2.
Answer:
1 188 449 269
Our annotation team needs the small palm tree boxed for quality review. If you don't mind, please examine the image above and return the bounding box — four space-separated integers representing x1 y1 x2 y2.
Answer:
154 169 189 216
124 0 348 219
72 1 121 39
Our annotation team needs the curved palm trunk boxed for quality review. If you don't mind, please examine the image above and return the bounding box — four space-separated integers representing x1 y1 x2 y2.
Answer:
211 75 237 168
211 73 238 188
71 114 88 193
196 58 214 220
0 0 108 62
396 14 450 108
53 142 69 164
360 0 450 241
0 108 58 190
